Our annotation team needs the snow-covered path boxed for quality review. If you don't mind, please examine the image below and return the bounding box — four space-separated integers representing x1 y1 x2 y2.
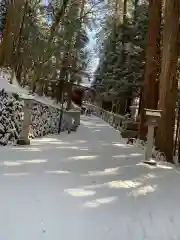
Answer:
0 115 180 239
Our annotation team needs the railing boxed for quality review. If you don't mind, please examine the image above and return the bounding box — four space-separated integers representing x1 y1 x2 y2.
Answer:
84 103 125 131
84 103 168 163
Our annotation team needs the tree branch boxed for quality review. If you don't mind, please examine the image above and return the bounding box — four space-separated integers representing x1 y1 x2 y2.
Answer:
50 0 70 40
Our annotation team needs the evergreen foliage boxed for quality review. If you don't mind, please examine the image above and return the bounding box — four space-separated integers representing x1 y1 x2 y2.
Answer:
94 1 148 101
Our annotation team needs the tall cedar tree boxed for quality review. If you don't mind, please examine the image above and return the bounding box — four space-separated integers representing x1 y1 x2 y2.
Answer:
139 0 161 139
156 0 180 161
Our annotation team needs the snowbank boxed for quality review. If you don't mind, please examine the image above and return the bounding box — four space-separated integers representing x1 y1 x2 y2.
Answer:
0 69 28 95
0 69 63 109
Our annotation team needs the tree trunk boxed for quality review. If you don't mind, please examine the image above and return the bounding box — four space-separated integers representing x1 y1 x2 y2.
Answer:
134 0 139 22
16 61 23 82
65 0 86 109
0 0 25 66
174 104 180 156
14 0 28 70
139 0 161 139
57 53 68 102
156 0 180 162
119 97 126 115
121 0 127 64
50 0 70 41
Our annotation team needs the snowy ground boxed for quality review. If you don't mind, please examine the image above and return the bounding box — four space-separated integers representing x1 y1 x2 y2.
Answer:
0 115 180 239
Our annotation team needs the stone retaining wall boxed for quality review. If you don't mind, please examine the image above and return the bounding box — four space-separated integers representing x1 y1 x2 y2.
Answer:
30 101 60 138
0 89 67 146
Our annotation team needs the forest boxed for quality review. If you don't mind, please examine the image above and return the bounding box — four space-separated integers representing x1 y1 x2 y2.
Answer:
0 0 180 162
93 0 180 163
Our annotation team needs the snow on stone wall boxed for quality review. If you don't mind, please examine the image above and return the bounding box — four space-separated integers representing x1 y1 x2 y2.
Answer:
30 101 60 138
0 89 67 146
0 89 23 145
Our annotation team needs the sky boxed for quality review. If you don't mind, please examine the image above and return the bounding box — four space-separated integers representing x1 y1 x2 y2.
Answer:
43 0 49 5
87 30 99 79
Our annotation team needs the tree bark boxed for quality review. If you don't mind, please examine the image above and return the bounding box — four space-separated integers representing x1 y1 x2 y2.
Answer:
66 0 86 109
139 0 161 139
50 0 70 40
174 104 180 156
0 0 25 66
156 0 180 161
121 0 127 64
134 0 139 22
